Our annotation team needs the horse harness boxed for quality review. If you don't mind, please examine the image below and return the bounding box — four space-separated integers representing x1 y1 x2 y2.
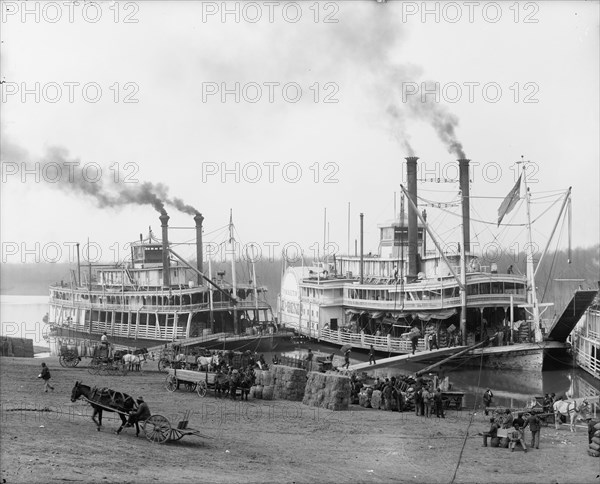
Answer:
89 387 136 409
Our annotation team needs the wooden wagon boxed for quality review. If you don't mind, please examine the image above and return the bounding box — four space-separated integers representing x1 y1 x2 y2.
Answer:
165 368 217 397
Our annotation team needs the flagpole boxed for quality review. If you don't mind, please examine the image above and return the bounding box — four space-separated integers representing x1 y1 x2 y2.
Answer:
521 158 542 342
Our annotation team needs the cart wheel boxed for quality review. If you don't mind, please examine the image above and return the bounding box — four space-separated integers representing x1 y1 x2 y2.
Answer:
69 357 81 368
184 381 197 392
170 430 185 441
59 356 66 367
158 358 171 373
166 375 178 392
143 415 171 444
197 380 208 397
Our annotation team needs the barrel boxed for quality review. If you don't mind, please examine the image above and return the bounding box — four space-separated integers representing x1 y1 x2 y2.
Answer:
499 437 509 448
490 437 500 448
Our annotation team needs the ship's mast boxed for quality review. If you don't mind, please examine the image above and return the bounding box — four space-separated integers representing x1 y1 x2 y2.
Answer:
229 209 239 334
521 159 542 342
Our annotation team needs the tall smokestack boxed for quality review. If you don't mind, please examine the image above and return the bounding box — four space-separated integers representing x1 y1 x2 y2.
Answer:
405 156 419 276
359 213 364 284
458 159 471 253
159 212 171 288
194 212 204 285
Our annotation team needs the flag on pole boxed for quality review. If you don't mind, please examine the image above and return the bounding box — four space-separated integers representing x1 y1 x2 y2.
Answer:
497 176 521 226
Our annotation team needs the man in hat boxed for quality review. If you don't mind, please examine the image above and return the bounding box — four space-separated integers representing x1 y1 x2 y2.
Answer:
483 388 494 415
101 332 109 346
122 396 151 437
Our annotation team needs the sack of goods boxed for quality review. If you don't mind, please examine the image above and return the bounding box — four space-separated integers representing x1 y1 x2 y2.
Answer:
37 374 42 378
447 324 457 333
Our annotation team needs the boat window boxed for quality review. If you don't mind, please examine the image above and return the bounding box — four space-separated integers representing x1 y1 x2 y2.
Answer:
480 283 491 294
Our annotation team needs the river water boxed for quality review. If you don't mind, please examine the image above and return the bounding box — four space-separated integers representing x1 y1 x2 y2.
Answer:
0 295 49 349
277 342 600 411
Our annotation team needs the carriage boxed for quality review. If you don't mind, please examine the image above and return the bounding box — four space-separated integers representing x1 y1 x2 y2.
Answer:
142 411 211 443
88 346 128 376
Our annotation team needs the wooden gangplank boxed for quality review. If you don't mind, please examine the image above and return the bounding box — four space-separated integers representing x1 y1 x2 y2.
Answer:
348 345 470 371
546 290 598 342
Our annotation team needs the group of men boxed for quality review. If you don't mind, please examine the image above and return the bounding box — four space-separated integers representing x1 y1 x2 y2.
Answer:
414 383 445 418
482 407 542 452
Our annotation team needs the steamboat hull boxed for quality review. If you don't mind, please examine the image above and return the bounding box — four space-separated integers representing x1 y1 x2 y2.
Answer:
49 326 295 355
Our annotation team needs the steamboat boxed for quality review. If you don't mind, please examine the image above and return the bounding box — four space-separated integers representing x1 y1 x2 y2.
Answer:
279 157 597 371
572 297 600 380
47 211 289 356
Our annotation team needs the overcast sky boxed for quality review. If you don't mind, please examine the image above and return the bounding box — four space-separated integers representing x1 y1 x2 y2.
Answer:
1 1 599 268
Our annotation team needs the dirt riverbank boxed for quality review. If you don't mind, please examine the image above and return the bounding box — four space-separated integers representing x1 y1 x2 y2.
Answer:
1 356 598 483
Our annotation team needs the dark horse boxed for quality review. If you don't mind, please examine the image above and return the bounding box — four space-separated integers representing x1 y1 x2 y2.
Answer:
70 381 137 434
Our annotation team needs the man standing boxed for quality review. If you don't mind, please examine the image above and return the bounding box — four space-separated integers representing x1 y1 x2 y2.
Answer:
482 417 500 447
343 349 351 369
410 333 419 355
430 332 439 350
305 348 314 372
483 389 494 415
368 345 376 365
434 387 445 418
523 413 541 449
101 332 109 346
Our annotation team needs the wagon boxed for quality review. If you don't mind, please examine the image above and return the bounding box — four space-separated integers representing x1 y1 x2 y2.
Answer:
59 345 81 367
442 391 464 410
165 368 217 397
88 346 128 376
141 410 211 444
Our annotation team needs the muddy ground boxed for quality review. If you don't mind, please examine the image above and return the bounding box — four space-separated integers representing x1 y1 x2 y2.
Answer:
1 356 598 483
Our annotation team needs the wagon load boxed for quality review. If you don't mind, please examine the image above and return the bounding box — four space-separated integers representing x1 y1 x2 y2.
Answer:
302 372 351 411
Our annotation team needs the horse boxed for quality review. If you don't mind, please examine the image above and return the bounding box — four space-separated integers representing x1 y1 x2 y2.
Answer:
123 353 147 372
197 354 221 372
70 381 136 434
553 399 589 432
238 370 255 401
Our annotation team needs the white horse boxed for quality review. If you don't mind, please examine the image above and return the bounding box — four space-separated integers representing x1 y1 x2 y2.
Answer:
122 353 147 372
553 399 589 432
197 354 221 371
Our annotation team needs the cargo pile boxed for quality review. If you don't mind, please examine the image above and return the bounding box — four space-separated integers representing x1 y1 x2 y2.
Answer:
250 365 307 402
0 337 34 357
302 372 351 411
588 421 600 457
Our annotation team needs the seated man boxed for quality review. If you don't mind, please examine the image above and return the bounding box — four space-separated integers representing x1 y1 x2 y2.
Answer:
121 396 151 437
482 418 499 447
508 425 527 452
501 409 514 429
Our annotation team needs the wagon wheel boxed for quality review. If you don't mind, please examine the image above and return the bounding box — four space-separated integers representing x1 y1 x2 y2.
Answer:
158 358 171 373
196 380 208 398
59 356 66 367
169 429 185 441
184 381 197 392
67 357 80 368
165 375 178 392
143 415 171 444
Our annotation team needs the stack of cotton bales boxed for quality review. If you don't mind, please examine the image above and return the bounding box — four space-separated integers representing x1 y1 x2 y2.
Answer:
370 390 382 410
588 421 600 457
251 365 307 402
272 365 307 401
302 372 351 411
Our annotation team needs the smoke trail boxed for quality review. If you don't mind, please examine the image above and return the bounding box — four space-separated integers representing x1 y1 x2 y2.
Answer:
1 137 199 215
